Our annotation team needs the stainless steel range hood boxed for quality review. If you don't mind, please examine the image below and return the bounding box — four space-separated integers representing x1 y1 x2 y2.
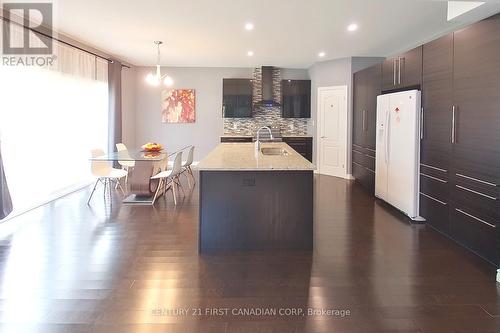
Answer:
255 66 280 107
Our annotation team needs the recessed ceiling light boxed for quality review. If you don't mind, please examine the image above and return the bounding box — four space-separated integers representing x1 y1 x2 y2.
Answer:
247 51 254 57
245 22 254 31
318 52 326 58
347 23 358 32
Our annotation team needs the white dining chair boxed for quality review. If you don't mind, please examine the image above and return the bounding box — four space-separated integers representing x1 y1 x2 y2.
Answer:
181 146 195 189
151 151 184 205
116 143 135 186
88 149 128 205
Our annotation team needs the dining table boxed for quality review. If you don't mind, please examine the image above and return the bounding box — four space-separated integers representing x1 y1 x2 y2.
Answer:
90 146 189 205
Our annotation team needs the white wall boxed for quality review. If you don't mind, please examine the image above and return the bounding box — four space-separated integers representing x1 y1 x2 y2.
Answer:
131 67 253 160
125 66 310 160
121 67 136 147
308 57 383 174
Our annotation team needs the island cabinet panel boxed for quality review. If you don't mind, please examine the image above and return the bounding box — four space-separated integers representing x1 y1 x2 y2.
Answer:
199 171 313 252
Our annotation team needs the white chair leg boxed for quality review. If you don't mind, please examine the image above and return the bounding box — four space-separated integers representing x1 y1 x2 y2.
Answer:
188 166 195 186
116 178 126 195
151 178 163 205
184 169 192 189
87 179 99 205
175 176 185 196
172 179 177 205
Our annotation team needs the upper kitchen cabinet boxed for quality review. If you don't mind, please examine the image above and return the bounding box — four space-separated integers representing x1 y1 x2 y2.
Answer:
382 46 422 91
223 79 253 118
281 80 311 118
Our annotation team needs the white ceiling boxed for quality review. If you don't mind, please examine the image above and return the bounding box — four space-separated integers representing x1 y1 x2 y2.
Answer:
50 0 500 68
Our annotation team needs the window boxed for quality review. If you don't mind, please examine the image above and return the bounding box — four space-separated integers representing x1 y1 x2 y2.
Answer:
0 22 108 216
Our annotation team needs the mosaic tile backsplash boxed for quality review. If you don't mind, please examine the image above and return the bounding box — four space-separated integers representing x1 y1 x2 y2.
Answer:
223 67 309 136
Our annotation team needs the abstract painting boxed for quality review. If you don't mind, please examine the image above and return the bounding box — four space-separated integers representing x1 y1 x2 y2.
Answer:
161 89 196 123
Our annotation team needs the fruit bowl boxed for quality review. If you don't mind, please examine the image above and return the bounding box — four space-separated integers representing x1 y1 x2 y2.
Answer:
141 142 163 152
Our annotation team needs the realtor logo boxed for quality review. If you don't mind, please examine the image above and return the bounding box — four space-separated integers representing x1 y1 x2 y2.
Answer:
2 3 53 55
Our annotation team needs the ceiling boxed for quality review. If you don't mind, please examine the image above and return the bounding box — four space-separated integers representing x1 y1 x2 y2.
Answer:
49 0 500 68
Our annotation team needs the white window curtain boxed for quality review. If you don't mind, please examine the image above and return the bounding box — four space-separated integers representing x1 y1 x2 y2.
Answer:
0 21 109 217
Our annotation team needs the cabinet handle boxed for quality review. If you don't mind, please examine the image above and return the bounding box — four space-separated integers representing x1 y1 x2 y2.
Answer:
421 172 448 183
455 173 497 187
420 163 448 173
455 208 495 229
455 184 497 201
420 107 424 140
393 59 397 86
420 192 447 206
451 106 456 143
398 57 402 85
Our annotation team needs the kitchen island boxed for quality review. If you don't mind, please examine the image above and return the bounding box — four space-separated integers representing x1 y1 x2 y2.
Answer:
197 142 315 252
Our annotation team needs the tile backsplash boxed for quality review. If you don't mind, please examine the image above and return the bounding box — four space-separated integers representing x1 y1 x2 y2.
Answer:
223 67 309 136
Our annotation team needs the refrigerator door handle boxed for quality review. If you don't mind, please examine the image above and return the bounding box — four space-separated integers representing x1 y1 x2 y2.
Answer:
385 109 390 164
398 57 402 85
393 59 397 86
362 110 366 132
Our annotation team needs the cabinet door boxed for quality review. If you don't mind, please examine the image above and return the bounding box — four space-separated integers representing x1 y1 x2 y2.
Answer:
352 71 366 146
451 15 500 264
223 79 252 118
282 80 311 118
381 58 397 91
399 46 422 88
420 34 454 234
421 35 453 172
452 15 500 186
363 64 382 150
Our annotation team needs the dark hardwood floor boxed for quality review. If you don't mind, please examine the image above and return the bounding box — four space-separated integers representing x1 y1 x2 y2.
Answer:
0 173 499 332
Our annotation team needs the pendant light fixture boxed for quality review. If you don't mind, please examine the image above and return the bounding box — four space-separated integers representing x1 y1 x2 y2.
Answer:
145 41 174 87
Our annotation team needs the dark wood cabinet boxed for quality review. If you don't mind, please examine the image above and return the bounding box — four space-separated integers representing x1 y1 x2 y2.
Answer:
352 64 381 193
419 34 453 235
449 15 500 265
282 137 312 162
221 136 253 143
418 15 500 265
281 80 311 118
382 46 422 91
223 79 253 118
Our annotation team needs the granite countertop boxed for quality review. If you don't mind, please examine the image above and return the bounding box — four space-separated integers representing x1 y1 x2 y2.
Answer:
196 142 315 171
221 134 312 138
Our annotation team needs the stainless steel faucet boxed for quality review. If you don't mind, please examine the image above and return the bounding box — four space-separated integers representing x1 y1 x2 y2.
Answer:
255 126 273 151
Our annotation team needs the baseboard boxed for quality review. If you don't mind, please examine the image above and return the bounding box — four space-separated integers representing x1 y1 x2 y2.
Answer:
346 174 355 180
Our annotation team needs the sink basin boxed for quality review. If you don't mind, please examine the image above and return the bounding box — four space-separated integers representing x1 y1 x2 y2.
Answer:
261 147 289 156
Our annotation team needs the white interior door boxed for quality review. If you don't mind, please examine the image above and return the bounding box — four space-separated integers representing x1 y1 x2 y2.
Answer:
318 86 348 178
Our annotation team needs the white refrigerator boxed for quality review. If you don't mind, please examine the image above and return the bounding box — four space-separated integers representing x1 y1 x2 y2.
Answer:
375 90 424 221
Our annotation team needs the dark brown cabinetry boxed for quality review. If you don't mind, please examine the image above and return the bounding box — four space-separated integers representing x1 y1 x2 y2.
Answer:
352 64 381 193
382 46 422 91
283 137 312 162
419 15 500 265
419 34 453 235
281 80 311 118
223 79 253 118
220 136 253 143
